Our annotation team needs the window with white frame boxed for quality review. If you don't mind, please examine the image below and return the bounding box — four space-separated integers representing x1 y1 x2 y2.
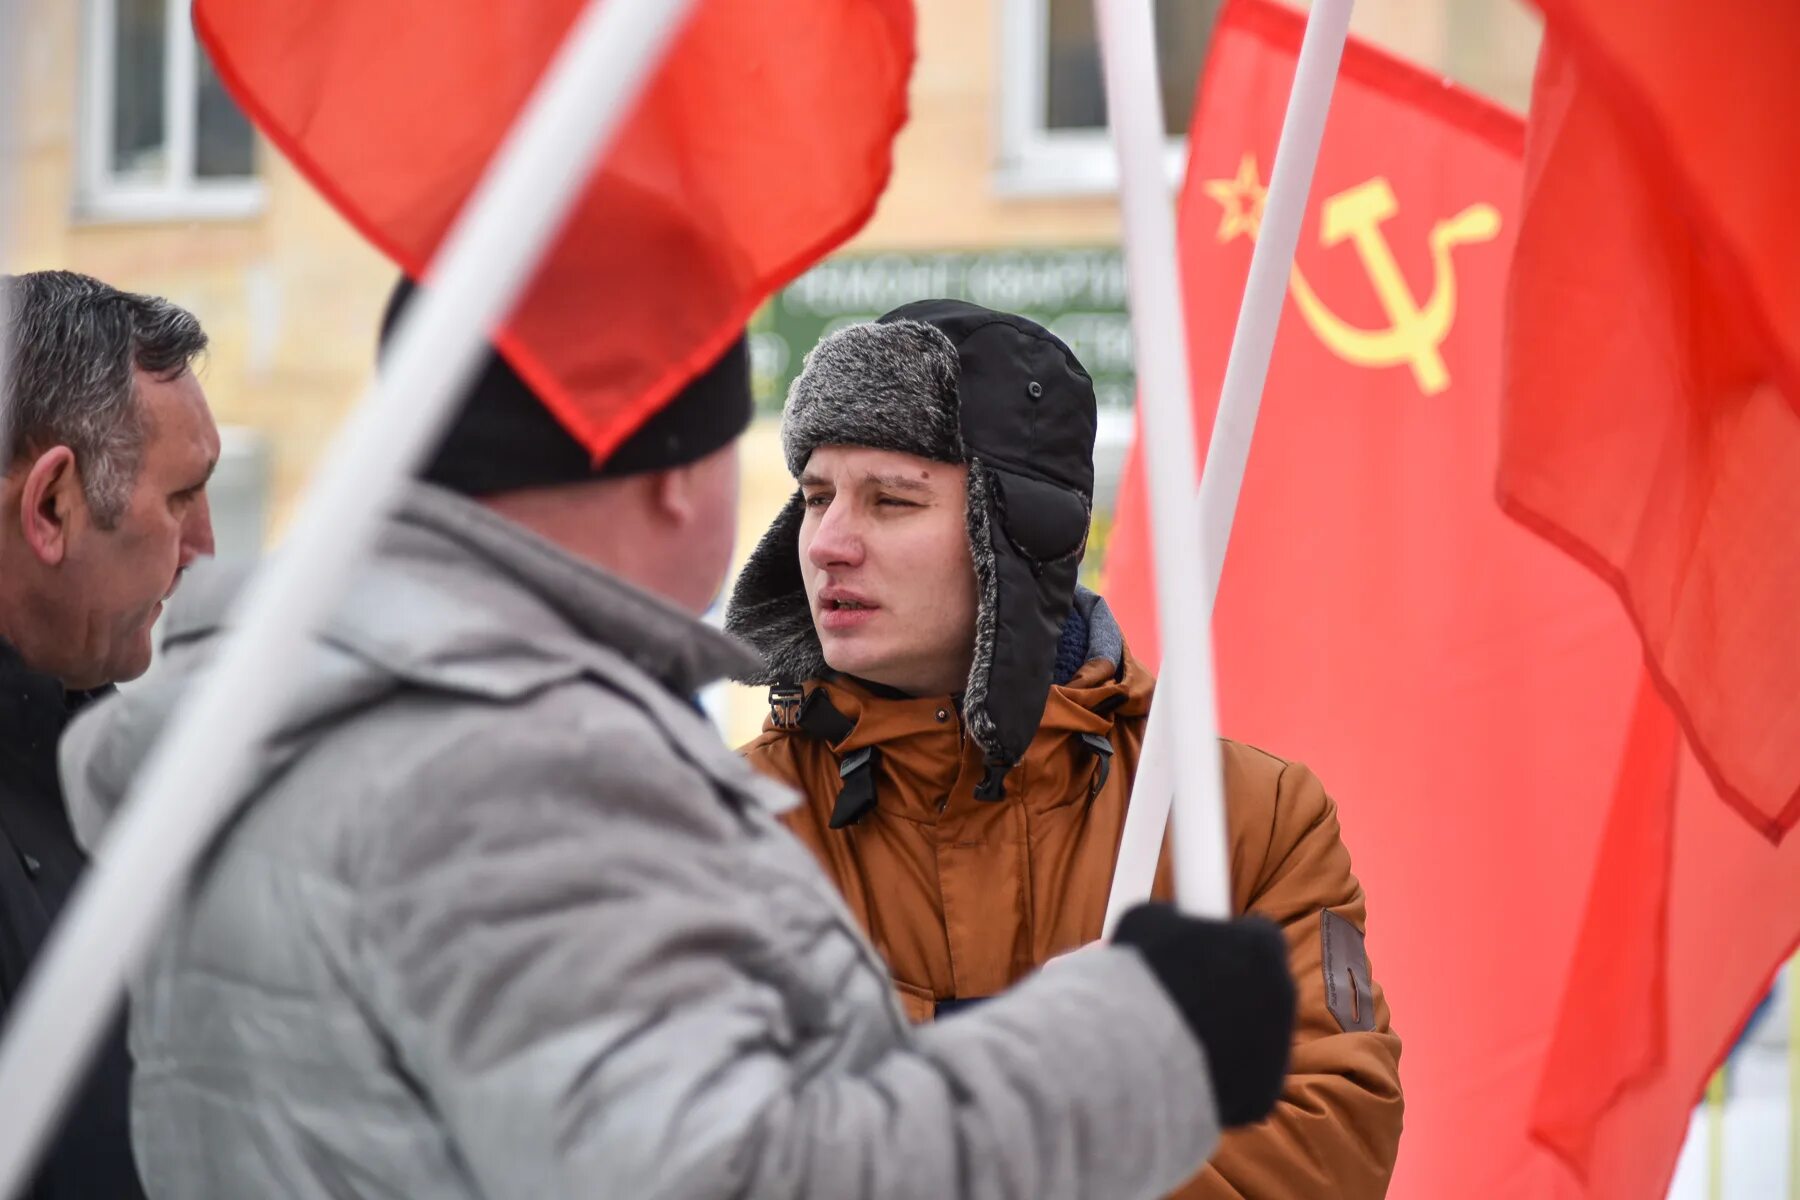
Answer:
80 0 261 220
997 0 1221 195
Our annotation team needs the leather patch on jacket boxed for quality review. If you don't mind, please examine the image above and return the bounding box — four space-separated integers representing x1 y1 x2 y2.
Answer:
1321 909 1377 1032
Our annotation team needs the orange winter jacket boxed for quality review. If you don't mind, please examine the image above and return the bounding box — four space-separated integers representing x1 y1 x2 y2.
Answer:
742 645 1403 1198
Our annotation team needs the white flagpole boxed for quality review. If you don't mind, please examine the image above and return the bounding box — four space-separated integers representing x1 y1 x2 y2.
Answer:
0 0 701 1191
1093 0 1229 919
1102 0 1355 936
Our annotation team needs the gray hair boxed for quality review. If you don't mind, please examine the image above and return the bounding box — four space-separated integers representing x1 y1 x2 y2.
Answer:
0 270 208 528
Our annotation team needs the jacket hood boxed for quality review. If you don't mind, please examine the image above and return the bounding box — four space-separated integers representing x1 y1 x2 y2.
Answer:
725 299 1097 799
60 484 759 851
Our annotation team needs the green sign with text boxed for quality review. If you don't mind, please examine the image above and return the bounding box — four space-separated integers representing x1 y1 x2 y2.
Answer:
752 247 1136 413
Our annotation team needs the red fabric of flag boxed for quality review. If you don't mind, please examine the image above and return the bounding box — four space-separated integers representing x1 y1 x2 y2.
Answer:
1110 1 1800 1193
1105 1 1653 1193
1499 3 1800 1191
194 0 914 458
1501 2 1800 837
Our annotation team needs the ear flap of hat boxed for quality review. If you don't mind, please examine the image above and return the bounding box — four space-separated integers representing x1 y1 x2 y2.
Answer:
724 491 827 686
961 458 1090 787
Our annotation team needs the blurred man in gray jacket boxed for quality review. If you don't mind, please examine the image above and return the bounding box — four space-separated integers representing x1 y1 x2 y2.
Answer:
58 279 1295 1199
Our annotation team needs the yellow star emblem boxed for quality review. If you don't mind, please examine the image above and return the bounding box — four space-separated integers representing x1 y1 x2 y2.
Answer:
1202 152 1268 244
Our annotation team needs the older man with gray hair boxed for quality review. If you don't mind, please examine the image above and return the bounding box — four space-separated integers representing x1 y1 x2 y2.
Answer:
0 270 219 1200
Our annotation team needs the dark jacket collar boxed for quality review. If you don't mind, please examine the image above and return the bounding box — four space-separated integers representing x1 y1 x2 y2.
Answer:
0 638 110 762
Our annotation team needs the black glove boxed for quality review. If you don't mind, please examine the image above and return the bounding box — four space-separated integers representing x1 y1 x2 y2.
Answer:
1112 902 1296 1127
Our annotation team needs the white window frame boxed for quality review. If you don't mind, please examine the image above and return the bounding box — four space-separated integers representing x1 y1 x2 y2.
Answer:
994 0 1189 197
78 0 264 222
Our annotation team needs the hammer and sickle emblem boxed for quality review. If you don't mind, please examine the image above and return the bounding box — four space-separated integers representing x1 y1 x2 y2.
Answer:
1202 154 1501 396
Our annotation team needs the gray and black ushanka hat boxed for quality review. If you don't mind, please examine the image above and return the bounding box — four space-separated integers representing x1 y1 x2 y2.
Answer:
725 299 1097 801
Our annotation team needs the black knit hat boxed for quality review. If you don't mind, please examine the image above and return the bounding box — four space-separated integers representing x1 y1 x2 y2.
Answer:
725 299 1097 798
380 277 752 495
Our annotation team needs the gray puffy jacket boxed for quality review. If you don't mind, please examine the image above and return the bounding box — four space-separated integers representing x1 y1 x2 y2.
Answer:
60 484 1220 1199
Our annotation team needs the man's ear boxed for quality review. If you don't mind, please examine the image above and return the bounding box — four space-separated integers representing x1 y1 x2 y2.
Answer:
17 446 81 565
648 462 698 526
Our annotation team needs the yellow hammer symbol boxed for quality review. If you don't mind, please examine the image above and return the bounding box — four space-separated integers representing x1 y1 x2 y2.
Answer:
1203 155 1501 396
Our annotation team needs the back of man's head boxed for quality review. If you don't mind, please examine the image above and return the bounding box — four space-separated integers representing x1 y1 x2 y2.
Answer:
2 270 208 528
377 276 753 614
378 277 751 497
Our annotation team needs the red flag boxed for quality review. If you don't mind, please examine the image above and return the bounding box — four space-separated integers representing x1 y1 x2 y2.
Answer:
1104 1 1657 1193
1501 2 1800 834
195 0 913 458
1499 2 1800 1189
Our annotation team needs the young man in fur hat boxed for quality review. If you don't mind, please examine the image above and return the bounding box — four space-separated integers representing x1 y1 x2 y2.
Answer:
727 299 1404 1198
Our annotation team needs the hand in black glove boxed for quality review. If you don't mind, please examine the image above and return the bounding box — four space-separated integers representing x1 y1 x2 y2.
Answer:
1112 902 1296 1127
